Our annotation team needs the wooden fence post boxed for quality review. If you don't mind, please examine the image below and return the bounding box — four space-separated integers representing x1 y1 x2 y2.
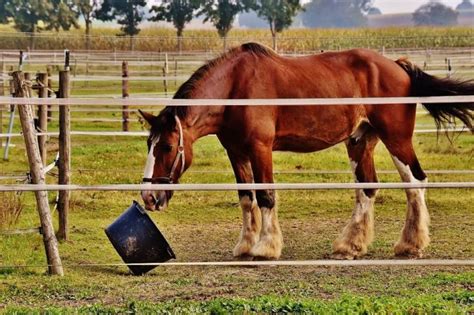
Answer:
3 79 14 160
57 70 70 241
162 67 168 97
37 73 48 165
122 61 129 132
12 70 64 276
23 72 33 96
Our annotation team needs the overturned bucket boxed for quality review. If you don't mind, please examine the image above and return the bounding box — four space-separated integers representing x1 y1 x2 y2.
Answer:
105 200 176 275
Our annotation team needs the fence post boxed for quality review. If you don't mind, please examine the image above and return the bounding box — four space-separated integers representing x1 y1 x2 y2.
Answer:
0 56 4 149
3 79 15 160
23 72 33 96
162 67 168 97
122 61 129 132
37 72 48 165
174 59 178 87
57 69 71 241
47 66 52 121
12 70 64 276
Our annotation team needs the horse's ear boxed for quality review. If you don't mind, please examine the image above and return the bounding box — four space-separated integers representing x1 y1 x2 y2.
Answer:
138 110 157 126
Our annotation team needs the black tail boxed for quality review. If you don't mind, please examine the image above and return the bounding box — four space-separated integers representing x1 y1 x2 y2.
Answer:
396 58 474 132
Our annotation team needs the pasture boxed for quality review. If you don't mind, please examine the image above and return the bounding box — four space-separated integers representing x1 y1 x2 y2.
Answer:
0 45 473 313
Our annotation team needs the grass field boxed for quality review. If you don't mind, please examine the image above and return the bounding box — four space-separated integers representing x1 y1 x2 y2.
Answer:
0 46 473 312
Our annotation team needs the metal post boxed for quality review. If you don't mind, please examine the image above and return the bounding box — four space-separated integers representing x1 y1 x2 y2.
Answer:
47 66 52 122
57 69 71 241
12 70 64 276
0 56 4 149
122 61 129 132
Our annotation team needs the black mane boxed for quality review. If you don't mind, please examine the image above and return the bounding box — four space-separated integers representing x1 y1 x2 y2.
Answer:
151 42 275 137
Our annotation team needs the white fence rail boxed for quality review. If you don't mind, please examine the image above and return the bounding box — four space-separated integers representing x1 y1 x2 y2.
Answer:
1 182 473 192
0 95 473 106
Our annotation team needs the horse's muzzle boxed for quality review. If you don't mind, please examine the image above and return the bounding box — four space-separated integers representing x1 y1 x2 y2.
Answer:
141 190 168 211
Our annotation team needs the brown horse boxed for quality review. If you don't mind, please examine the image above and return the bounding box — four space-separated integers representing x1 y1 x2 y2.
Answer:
139 43 473 260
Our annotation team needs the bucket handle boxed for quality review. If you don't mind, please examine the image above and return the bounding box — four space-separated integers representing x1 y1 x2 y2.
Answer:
133 200 147 215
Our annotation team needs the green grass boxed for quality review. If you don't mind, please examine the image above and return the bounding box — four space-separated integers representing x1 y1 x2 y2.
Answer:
3 292 474 313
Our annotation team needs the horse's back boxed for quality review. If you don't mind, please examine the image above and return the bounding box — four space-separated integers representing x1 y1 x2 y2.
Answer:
221 45 415 151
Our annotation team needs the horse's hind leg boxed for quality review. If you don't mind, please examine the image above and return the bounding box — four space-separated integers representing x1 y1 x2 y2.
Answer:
387 143 430 258
227 151 262 257
374 112 430 258
333 128 379 259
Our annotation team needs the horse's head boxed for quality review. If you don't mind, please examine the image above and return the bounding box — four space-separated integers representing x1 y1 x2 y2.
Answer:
139 109 193 211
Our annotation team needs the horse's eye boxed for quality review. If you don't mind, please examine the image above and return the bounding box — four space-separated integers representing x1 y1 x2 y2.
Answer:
159 144 172 152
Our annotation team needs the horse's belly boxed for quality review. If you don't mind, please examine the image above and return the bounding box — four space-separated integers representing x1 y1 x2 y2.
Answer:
273 135 336 152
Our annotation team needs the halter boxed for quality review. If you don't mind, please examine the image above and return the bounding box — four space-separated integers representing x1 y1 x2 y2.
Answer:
142 115 185 184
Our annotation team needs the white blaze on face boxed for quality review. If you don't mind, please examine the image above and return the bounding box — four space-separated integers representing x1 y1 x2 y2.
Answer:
143 136 159 181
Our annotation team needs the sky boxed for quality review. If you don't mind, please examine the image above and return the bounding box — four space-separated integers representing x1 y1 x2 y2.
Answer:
374 0 463 14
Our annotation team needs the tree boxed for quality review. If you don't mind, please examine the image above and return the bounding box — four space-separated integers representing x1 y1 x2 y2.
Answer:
48 0 80 31
3 0 79 49
97 0 147 50
456 0 473 11
0 0 10 24
197 0 254 50
74 0 104 50
149 0 200 51
301 0 373 28
413 2 458 26
255 0 303 50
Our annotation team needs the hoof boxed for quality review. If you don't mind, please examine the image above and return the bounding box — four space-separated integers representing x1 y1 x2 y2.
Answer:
330 251 356 260
394 242 423 258
233 238 258 257
249 236 282 259
332 239 367 260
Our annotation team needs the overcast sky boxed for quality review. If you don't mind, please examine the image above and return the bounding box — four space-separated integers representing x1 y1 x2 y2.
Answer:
374 0 463 14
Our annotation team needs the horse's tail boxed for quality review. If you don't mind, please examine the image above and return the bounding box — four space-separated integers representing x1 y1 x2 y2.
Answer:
396 58 474 132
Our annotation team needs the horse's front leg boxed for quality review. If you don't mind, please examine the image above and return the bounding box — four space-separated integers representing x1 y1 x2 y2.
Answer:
248 145 283 259
227 151 262 257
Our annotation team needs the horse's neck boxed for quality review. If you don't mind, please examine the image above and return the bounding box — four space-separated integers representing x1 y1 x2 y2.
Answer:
185 105 225 141
184 59 236 141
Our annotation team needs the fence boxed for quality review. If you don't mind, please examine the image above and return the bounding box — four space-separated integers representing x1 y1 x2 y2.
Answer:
0 92 473 275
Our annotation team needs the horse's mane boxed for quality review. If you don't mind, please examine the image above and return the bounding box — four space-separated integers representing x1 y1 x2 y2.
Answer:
151 43 275 136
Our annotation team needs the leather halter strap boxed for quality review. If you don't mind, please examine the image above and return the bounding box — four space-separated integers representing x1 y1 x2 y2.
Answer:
142 115 185 184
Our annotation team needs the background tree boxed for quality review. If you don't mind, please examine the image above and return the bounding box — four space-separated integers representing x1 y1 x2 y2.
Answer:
413 2 458 26
97 0 147 50
301 0 373 28
0 0 10 24
255 0 303 50
456 0 473 11
197 0 254 50
3 0 79 49
74 0 104 50
149 0 200 51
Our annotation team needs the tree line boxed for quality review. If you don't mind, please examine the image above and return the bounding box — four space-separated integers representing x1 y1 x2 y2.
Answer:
0 0 468 51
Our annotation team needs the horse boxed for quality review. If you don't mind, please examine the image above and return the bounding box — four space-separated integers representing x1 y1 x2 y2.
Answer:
139 43 474 260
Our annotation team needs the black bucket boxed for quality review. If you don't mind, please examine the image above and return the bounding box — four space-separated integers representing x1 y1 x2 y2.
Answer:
105 201 176 275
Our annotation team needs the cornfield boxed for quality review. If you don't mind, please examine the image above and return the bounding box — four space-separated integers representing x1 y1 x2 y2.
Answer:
0 25 472 52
